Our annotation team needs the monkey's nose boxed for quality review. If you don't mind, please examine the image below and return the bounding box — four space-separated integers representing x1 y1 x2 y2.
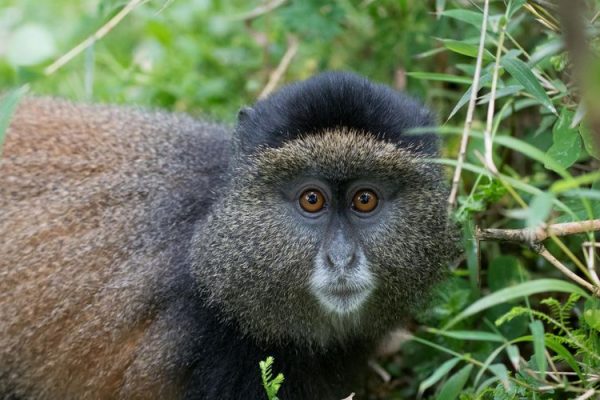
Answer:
326 251 357 270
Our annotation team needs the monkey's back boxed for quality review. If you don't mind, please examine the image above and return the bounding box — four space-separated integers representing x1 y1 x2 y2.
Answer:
0 98 231 398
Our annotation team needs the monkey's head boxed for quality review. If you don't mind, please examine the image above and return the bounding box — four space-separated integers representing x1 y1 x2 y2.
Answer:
191 72 456 346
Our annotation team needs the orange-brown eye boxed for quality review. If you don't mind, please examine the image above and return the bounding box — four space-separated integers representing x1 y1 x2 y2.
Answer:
352 190 379 213
299 189 326 213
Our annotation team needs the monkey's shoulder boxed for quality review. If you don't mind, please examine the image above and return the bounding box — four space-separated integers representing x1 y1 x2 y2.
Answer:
5 97 231 163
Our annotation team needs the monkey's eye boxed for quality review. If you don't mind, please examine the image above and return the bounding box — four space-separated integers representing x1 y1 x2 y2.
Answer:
299 189 326 213
352 189 379 213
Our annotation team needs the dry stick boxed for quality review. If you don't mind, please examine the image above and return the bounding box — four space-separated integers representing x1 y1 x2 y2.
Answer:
44 0 146 75
583 241 600 286
538 246 595 292
483 10 507 175
258 35 299 99
447 0 489 209
477 219 600 243
477 219 600 293
575 389 597 400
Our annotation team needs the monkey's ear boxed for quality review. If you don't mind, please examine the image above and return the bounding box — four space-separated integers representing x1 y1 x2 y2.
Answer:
236 106 255 124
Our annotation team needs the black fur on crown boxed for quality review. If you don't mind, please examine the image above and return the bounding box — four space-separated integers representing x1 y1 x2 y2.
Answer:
236 71 438 156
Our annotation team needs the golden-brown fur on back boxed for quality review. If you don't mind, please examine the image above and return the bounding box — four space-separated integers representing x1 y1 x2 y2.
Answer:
0 98 230 399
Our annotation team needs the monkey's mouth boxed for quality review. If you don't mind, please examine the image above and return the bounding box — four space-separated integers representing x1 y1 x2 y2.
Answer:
314 283 374 315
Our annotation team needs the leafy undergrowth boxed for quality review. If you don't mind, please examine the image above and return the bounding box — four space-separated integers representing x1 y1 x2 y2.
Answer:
372 1 600 399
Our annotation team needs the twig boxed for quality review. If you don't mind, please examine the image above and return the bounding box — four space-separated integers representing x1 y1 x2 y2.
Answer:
448 0 489 209
232 0 287 22
44 0 146 75
368 360 391 383
583 241 600 286
575 389 597 400
538 245 596 292
477 219 600 293
483 8 508 175
258 35 299 99
477 219 600 243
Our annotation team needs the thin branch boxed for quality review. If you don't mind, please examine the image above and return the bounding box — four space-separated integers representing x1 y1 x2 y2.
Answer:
258 35 299 99
538 245 596 292
483 13 507 175
477 220 600 243
583 241 600 286
575 389 597 400
448 0 489 209
232 0 287 22
477 219 600 293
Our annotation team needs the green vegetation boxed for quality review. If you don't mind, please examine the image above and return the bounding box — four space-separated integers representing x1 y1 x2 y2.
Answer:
260 357 285 400
1 0 599 399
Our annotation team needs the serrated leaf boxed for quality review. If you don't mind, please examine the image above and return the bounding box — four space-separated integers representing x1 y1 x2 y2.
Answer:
501 56 556 114
443 279 589 329
435 364 473 400
579 124 600 160
546 109 582 171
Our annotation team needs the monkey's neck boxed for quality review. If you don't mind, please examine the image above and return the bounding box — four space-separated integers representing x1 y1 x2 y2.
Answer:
161 293 373 400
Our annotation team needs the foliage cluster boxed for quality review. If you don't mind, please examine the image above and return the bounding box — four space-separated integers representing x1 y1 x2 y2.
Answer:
1 0 599 399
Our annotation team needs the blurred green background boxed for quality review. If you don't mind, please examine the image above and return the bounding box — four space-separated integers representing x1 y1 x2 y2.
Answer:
0 0 442 120
2 1 600 399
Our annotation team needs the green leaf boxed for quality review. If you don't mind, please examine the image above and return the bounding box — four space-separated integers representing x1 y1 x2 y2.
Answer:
584 298 600 331
6 24 56 66
488 256 526 291
550 170 600 193
546 109 582 171
447 73 492 120
435 364 473 400
260 356 284 400
500 56 556 114
0 86 28 153
529 320 547 378
406 72 472 85
427 328 505 342
579 124 600 160
493 135 570 178
506 345 520 370
440 9 483 28
527 192 555 228
418 357 461 396
543 336 583 378
441 39 494 60
488 363 509 388
507 0 527 18
477 85 522 105
443 279 589 329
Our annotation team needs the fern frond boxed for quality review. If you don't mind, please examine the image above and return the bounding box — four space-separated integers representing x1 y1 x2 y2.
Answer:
260 356 285 400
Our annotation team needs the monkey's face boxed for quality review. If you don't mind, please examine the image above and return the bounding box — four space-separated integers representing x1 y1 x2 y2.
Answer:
191 130 452 346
